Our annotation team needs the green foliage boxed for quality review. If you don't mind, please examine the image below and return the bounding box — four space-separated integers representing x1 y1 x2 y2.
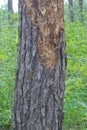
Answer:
0 7 18 127
63 19 87 130
63 1 87 129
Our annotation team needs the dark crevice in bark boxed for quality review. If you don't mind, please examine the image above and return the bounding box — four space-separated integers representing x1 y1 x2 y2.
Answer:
12 1 66 130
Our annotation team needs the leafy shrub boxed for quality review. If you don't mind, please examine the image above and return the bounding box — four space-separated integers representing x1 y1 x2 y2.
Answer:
0 8 18 127
63 18 87 130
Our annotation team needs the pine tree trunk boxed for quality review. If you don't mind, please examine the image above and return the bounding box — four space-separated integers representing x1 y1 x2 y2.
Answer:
79 0 83 21
68 0 74 22
12 0 66 130
8 0 13 23
8 0 13 13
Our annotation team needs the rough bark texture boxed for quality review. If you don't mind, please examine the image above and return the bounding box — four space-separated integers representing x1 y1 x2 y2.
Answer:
12 0 66 130
68 0 74 22
23 0 64 69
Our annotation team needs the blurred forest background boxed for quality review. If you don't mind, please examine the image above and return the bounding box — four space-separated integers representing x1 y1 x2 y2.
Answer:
0 0 87 130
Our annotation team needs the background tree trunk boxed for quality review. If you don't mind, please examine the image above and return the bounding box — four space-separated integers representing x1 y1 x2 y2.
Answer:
8 0 13 23
12 0 66 130
79 0 83 21
68 0 74 22
8 0 13 13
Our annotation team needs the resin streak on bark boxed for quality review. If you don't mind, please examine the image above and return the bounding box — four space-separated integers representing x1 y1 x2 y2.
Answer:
23 0 64 68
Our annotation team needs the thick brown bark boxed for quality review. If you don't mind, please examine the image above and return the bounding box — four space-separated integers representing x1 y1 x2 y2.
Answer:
12 0 66 130
68 0 74 22
79 0 83 21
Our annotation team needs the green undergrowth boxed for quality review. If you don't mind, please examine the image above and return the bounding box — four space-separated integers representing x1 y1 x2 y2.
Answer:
63 21 87 129
0 8 18 127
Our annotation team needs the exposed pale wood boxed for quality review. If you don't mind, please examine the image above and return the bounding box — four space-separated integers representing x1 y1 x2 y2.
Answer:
12 0 66 130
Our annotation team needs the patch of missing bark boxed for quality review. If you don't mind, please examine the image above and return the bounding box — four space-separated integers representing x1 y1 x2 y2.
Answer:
37 43 57 68
22 0 64 68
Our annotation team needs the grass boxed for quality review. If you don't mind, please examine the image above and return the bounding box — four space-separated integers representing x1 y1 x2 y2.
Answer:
63 21 87 129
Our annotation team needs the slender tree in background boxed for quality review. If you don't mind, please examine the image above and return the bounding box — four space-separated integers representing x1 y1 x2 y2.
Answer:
79 0 83 21
8 0 13 13
68 0 74 22
12 0 66 130
8 0 13 22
